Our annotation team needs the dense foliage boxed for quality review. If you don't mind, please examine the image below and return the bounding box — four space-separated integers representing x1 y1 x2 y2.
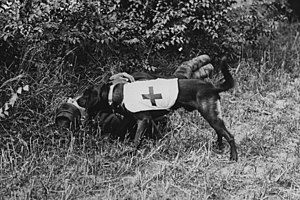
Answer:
0 0 239 74
288 0 300 19
0 1 293 75
228 0 291 59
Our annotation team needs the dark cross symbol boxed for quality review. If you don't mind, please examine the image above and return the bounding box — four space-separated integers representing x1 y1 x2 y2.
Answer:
142 86 162 106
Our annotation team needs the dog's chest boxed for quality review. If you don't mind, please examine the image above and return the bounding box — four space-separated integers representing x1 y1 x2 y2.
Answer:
122 78 179 113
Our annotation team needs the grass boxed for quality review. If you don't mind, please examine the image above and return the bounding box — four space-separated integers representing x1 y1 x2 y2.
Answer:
1 24 300 199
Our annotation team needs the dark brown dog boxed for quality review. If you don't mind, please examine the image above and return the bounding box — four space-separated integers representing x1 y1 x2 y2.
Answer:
77 57 238 161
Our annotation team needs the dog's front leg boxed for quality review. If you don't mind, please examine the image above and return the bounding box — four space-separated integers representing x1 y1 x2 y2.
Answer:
134 118 150 148
112 115 136 140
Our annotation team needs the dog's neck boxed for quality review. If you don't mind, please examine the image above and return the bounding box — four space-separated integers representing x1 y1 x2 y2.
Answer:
104 82 127 115
108 84 115 105
100 83 108 98
111 83 125 106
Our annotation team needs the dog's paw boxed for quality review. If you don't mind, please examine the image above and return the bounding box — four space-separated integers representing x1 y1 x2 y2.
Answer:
212 140 226 152
230 153 238 162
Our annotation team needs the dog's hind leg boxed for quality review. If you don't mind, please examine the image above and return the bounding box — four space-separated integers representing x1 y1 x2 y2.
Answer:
197 98 238 161
210 119 238 161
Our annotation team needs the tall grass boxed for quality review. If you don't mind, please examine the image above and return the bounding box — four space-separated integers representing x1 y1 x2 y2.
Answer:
1 23 300 199
235 23 300 93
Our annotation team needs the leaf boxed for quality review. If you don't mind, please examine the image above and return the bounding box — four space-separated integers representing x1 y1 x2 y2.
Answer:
0 108 4 118
4 110 9 116
3 34 8 41
17 86 22 94
9 93 18 107
4 103 10 111
23 85 29 91
123 38 140 44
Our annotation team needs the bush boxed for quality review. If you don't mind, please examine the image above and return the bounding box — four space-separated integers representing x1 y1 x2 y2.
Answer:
0 0 237 74
227 0 292 61
288 0 300 20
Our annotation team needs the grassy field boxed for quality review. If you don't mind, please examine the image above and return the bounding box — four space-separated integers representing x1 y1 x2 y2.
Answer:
1 24 300 199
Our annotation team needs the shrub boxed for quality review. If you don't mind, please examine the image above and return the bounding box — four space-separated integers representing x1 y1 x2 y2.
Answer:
227 0 292 61
0 0 237 75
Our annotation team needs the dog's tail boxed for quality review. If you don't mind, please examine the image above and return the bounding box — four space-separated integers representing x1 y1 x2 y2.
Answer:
215 56 235 92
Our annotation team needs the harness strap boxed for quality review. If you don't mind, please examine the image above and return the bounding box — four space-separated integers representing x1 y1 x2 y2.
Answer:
108 84 115 106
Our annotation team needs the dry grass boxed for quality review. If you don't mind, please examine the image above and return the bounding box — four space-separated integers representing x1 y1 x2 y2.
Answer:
1 24 300 200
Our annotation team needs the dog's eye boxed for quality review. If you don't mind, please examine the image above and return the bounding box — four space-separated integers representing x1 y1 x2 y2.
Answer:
77 98 86 107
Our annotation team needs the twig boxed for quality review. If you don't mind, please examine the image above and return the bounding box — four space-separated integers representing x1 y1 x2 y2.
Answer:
0 74 25 89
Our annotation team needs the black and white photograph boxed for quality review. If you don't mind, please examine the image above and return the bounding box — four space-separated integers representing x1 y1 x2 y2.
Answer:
0 0 300 199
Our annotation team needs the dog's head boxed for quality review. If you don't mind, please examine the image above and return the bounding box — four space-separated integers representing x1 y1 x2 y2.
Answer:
77 83 110 118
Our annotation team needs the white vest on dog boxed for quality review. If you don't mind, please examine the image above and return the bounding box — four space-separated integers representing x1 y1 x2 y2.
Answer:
123 78 179 113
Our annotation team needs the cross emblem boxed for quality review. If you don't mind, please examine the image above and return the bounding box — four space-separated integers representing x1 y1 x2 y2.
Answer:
142 86 162 106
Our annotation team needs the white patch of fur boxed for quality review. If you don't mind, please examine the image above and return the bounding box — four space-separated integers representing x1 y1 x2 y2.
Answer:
216 100 222 119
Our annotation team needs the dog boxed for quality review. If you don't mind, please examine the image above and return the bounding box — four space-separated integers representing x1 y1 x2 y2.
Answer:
79 55 214 137
77 57 238 161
